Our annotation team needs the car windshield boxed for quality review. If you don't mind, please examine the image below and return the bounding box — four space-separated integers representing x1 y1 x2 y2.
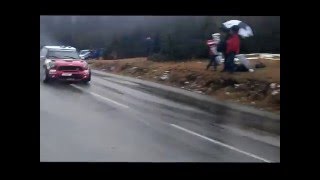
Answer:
47 50 80 59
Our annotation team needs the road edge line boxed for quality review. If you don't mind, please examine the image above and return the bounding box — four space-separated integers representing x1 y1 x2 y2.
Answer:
170 123 272 163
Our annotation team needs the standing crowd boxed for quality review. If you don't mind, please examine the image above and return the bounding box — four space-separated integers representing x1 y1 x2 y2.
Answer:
206 25 254 73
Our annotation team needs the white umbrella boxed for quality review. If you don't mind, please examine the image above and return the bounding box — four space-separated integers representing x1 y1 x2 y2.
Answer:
222 20 253 38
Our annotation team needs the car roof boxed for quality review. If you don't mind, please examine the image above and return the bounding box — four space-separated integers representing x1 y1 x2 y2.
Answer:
44 46 76 51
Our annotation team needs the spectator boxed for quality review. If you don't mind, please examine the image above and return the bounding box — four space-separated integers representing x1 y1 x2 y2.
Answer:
206 33 221 71
235 54 254 72
224 25 240 73
217 27 229 72
145 37 153 56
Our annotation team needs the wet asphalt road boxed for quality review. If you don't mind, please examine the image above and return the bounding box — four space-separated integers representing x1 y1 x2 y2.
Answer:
40 73 280 162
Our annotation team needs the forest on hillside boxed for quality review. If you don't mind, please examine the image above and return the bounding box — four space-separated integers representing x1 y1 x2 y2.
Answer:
40 16 280 60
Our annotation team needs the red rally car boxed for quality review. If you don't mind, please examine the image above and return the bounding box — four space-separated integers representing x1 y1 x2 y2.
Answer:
40 46 91 83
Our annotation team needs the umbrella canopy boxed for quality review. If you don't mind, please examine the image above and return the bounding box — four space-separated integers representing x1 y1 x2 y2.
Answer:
222 20 253 38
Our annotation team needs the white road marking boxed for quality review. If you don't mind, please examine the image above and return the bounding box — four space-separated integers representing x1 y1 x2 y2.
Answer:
90 92 129 108
70 84 129 109
70 82 271 162
170 124 271 163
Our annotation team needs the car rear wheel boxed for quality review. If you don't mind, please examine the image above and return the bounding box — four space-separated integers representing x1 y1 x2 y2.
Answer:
82 80 90 85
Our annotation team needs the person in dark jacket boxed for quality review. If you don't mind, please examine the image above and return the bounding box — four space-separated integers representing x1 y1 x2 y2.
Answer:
217 27 229 72
224 25 240 73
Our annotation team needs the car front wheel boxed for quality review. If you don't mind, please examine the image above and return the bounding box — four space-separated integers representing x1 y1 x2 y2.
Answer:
42 69 51 83
82 74 91 84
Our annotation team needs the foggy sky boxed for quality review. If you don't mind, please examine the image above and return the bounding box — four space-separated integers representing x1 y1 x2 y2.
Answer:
40 16 215 46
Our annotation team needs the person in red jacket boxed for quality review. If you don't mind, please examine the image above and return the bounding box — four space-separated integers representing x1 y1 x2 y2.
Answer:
224 25 240 73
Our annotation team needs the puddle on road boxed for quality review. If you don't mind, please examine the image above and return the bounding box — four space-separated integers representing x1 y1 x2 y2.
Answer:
91 82 124 95
40 81 85 94
101 77 140 86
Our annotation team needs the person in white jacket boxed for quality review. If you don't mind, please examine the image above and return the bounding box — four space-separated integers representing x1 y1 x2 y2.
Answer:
206 33 222 71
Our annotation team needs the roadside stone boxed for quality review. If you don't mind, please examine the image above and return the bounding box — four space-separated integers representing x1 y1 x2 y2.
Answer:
240 97 247 101
160 75 169 80
205 87 213 94
270 83 277 89
233 83 249 91
196 76 203 80
179 78 187 85
129 67 138 73
186 73 197 81
190 83 197 88
271 90 280 95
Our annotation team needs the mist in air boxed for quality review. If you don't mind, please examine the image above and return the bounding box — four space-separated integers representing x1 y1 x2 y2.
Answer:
40 16 280 54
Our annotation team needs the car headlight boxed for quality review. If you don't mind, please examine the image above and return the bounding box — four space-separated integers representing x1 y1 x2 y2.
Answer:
83 62 89 70
48 61 56 69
